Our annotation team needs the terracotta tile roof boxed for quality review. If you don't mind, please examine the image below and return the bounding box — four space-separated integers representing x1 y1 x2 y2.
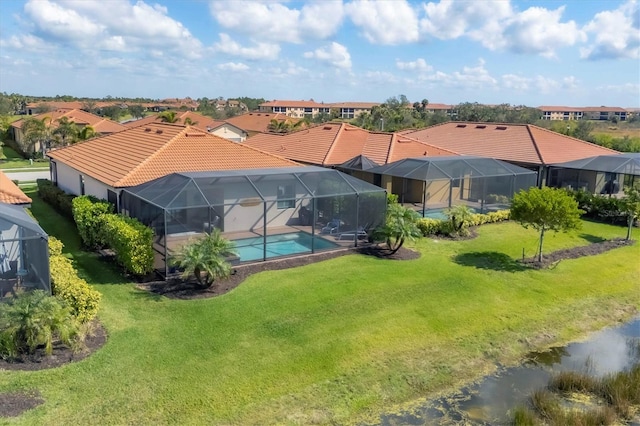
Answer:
329 102 380 109
225 112 296 133
581 106 627 112
538 106 584 112
47 122 300 188
11 109 127 134
260 100 326 108
424 103 454 110
0 171 31 205
125 111 225 133
404 122 619 166
245 123 457 166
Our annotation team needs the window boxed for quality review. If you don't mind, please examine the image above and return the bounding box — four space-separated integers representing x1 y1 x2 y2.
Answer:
277 185 295 209
273 106 285 113
79 175 85 195
304 107 313 115
319 108 330 114
341 108 355 119
50 161 57 184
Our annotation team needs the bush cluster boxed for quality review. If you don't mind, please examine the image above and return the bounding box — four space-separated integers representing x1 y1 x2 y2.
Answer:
71 196 154 275
417 209 510 237
48 237 101 323
37 179 75 219
569 190 627 224
101 214 154 276
72 196 113 249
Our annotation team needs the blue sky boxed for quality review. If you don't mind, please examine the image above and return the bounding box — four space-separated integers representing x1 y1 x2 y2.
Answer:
0 0 638 107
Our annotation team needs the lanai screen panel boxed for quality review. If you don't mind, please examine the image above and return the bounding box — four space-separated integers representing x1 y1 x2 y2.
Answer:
368 156 537 213
549 153 640 193
0 203 50 297
121 167 386 275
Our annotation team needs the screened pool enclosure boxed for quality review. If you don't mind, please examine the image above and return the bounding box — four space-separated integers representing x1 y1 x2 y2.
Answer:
0 203 50 299
367 156 537 216
120 167 387 275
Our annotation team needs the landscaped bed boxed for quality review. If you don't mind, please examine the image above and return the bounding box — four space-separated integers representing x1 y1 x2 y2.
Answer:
0 190 638 424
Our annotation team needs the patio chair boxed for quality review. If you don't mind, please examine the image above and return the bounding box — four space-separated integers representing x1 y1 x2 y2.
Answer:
335 224 370 241
321 218 343 235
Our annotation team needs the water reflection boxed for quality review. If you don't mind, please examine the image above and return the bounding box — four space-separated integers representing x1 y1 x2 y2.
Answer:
377 317 640 425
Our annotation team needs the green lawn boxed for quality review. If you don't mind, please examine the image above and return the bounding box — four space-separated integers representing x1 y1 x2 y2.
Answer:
2 190 639 425
0 146 49 170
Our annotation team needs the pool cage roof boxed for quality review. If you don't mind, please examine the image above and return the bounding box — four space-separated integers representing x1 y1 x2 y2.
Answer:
122 166 386 209
0 203 48 238
367 155 537 181
550 153 640 176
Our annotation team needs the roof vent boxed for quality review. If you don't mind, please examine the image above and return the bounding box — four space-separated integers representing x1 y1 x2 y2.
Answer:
456 124 467 128
156 129 163 134
496 126 507 130
475 125 487 129
323 126 332 130
144 127 151 132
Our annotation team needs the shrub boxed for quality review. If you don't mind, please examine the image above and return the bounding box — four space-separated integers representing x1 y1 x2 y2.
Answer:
0 290 81 359
72 196 113 249
102 214 154 276
569 189 626 224
49 237 101 323
486 194 510 204
37 179 75 219
417 209 511 237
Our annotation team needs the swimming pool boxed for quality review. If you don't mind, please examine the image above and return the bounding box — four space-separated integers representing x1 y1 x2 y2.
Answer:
420 206 479 220
233 232 339 262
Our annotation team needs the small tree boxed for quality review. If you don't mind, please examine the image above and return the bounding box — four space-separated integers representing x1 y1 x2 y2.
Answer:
621 186 640 240
374 202 421 254
511 187 583 262
445 204 475 236
170 230 237 289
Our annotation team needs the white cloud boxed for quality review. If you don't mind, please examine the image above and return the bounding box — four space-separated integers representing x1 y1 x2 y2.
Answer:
396 58 432 72
562 76 579 90
581 0 640 60
499 6 586 58
0 34 53 51
217 62 250 71
424 59 498 89
20 0 203 58
420 0 585 57
502 74 530 91
304 42 352 69
532 76 560 94
210 0 344 43
346 0 419 44
213 34 280 60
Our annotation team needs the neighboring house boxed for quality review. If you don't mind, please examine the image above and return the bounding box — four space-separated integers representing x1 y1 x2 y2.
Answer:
0 203 51 298
259 100 380 119
224 112 296 139
244 122 457 180
47 122 301 209
124 111 247 142
423 103 457 117
581 106 627 121
10 108 127 153
0 171 32 206
538 106 628 121
24 101 121 115
404 122 620 186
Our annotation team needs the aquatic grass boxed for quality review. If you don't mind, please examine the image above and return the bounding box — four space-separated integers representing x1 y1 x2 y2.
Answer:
549 371 598 394
512 406 537 426
0 190 638 424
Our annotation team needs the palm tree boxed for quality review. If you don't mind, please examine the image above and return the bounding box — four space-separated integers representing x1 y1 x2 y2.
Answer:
374 203 421 254
52 116 79 147
78 125 99 141
170 229 237 289
21 116 52 155
267 118 304 134
445 204 475 236
183 117 198 126
158 111 180 123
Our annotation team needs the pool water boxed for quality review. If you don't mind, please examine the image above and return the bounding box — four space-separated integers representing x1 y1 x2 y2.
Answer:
233 232 339 262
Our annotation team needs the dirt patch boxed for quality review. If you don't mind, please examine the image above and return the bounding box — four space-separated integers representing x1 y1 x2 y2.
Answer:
0 390 44 418
0 320 107 372
519 238 635 269
138 244 421 300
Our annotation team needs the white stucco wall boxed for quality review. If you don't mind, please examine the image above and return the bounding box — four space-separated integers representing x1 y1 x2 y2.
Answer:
210 125 246 142
53 160 116 200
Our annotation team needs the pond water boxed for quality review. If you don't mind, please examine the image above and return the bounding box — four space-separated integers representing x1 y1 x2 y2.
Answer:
377 317 640 425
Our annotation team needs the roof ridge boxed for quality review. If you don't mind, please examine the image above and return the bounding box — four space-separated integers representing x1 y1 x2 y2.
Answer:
384 133 396 163
321 122 346 165
525 125 545 165
114 125 189 186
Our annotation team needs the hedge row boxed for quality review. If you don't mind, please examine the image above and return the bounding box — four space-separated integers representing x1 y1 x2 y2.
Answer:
72 196 113 249
569 190 628 224
37 179 75 219
417 209 511 236
48 237 101 323
71 196 154 276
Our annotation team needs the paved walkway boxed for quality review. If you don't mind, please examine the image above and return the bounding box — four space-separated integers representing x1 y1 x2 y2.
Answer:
3 170 50 181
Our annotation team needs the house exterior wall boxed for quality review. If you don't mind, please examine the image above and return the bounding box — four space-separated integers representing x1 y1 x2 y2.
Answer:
53 160 115 200
210 125 246 142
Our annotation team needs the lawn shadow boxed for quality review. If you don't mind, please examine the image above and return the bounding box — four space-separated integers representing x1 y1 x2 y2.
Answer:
579 233 607 244
453 251 530 272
